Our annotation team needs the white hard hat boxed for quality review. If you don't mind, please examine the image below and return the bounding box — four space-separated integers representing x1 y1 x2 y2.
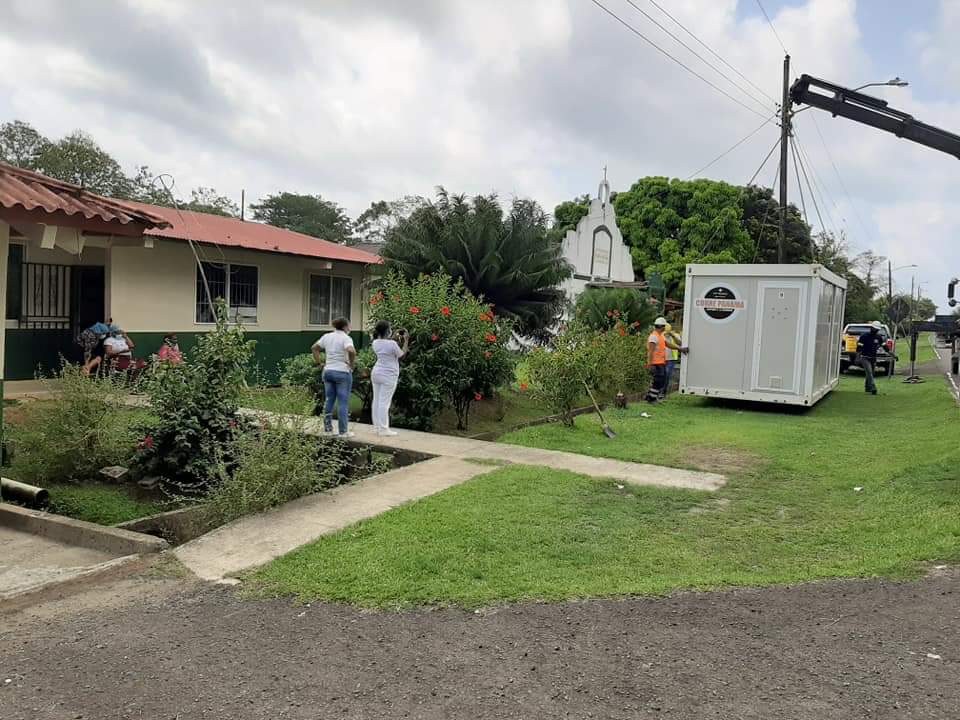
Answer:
654 317 667 327
870 320 883 330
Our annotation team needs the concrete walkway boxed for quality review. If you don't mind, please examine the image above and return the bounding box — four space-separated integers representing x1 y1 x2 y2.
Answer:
175 457 490 581
249 411 725 492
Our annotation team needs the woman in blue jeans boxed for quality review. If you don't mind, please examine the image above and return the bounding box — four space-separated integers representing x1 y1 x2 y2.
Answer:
311 317 356 437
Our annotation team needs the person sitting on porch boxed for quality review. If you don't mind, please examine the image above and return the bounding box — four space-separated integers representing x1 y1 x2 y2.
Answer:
157 333 183 364
80 321 112 376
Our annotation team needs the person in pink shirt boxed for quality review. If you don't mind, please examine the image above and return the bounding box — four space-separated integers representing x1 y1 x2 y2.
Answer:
157 333 183 364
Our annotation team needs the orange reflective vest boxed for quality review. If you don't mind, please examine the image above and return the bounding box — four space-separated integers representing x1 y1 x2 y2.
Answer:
647 330 668 365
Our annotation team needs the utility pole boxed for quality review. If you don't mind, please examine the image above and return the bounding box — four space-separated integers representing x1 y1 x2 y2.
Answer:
778 54 791 264
888 260 893 305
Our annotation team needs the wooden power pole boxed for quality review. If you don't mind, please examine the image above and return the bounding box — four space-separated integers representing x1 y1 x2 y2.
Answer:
778 54 791 264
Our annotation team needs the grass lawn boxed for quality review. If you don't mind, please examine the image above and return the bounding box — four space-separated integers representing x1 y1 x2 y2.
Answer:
46 483 167 525
249 376 960 607
912 333 940 365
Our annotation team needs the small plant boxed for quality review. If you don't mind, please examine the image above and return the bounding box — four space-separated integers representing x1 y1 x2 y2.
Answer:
525 325 607 426
134 300 255 495
278 348 375 420
8 366 138 484
574 287 656 333
368 272 515 430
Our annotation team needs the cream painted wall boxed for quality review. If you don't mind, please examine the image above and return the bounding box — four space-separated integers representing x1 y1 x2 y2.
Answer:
21 243 107 266
109 239 370 333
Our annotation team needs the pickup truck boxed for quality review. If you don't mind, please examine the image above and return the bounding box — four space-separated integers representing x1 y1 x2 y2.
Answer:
839 323 896 375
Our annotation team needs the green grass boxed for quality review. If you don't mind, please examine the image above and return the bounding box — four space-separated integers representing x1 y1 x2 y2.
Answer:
912 333 940 365
46 483 167 526
249 376 960 607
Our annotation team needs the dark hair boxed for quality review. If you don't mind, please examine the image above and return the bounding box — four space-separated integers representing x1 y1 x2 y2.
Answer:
373 320 392 339
332 317 350 331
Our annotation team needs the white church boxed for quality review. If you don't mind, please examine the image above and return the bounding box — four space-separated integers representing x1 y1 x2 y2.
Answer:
559 171 636 306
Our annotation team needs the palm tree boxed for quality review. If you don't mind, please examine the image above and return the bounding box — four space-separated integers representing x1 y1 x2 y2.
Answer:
381 189 572 339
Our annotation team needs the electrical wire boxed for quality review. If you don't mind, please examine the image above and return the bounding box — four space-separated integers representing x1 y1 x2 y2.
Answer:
588 0 771 120
685 113 779 180
623 0 774 113
755 0 788 55
645 0 777 104
751 160 781 262
792 130 843 240
792 135 829 238
746 134 782 186
789 135 808 224
805 112 876 248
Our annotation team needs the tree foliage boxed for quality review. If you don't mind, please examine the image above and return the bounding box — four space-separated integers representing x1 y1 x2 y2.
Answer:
36 130 132 198
0 119 47 169
250 192 353 243
547 194 591 244
573 287 656 333
182 186 239 217
354 195 427 245
613 177 752 297
739 184 812 264
382 189 572 338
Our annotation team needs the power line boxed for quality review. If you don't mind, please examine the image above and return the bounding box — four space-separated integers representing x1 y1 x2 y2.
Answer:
792 134 829 238
804 112 876 248
755 0 788 54
645 0 777 104
752 159 781 262
789 135 808 224
792 130 843 239
588 0 771 120
747 134 782 185
685 113 779 180
623 0 774 113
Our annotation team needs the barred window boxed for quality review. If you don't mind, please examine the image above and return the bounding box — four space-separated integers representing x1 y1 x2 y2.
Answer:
196 261 257 323
308 275 352 326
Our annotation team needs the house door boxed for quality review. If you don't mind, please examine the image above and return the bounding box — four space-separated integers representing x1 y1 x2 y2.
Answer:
72 266 105 334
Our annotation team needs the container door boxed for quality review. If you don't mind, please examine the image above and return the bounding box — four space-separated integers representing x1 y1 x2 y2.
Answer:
752 282 806 394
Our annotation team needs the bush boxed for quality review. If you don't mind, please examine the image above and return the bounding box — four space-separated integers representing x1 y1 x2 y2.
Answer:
8 366 139 484
525 325 607 426
574 287 657 333
595 322 651 396
369 272 515 430
134 300 255 495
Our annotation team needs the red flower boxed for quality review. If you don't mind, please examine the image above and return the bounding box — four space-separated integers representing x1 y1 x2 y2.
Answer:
633 321 641 328
484 334 497 343
138 435 155 450
479 312 491 322
618 326 627 337
369 292 384 306
441 306 451 316
474 392 483 401
484 351 492 359
431 334 439 342
519 383 529 391
409 306 421 314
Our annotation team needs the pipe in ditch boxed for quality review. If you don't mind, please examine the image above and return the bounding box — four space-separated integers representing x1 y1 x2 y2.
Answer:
1 477 50 508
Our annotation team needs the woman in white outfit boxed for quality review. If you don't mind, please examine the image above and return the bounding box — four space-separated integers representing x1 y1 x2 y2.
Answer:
370 320 409 436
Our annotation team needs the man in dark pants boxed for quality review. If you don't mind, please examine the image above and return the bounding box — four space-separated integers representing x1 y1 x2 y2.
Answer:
857 321 884 395
646 317 687 402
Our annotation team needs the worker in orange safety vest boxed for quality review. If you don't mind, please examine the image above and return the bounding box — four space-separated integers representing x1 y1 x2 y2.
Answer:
646 317 687 402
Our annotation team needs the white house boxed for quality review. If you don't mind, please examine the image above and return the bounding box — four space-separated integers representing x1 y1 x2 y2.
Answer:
559 172 635 307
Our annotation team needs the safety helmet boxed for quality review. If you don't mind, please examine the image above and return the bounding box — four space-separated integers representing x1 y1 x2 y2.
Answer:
654 316 667 327
870 320 883 330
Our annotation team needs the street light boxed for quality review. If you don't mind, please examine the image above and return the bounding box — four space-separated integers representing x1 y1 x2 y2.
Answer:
854 77 909 92
888 262 918 304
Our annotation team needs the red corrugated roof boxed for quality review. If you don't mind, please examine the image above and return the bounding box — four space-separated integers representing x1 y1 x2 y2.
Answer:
128 201 383 265
0 161 171 231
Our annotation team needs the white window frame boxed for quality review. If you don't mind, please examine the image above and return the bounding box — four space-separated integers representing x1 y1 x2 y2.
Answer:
195 260 260 325
306 273 353 328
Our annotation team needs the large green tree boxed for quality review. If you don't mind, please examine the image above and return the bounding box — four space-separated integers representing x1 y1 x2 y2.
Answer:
353 195 426 245
613 177 752 296
738 184 812 264
36 131 132 197
250 192 352 242
0 120 48 169
181 186 239 217
547 194 591 244
381 189 572 338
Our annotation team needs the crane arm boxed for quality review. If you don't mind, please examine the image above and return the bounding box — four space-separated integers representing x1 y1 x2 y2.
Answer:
789 74 960 160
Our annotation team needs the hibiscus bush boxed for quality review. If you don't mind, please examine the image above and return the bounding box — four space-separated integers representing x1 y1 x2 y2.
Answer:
574 287 657 333
368 272 514 430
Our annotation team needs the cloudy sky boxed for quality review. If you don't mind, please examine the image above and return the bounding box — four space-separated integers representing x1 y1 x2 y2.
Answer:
1 0 957 308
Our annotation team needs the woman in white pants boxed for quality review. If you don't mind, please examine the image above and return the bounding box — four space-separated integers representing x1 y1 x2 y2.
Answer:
370 320 409 436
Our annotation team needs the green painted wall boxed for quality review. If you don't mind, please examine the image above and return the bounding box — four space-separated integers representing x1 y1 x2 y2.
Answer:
3 329 369 383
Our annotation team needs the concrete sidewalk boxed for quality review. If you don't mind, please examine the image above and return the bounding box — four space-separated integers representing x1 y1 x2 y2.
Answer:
174 456 491 581
249 411 725 493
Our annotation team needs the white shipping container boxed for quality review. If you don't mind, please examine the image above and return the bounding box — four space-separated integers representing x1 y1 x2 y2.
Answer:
679 264 847 407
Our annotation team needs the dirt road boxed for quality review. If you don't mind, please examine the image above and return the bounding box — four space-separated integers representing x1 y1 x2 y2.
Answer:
2 564 956 719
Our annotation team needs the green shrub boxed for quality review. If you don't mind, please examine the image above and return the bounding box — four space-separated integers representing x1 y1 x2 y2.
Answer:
9 366 138 484
278 348 375 420
204 423 343 524
369 272 515 430
595 323 651 396
134 300 255 495
525 325 607 426
574 287 656 333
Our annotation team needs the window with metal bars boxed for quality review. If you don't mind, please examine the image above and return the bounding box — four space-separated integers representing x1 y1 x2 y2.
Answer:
308 274 352 326
196 261 258 323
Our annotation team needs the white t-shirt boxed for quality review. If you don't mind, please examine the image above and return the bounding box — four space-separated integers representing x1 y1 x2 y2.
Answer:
314 331 355 373
371 339 404 380
104 336 131 355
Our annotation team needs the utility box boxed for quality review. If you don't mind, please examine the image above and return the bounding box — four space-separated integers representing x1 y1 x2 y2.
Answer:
679 264 847 406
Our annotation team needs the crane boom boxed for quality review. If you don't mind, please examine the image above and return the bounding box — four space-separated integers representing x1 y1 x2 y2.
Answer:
789 74 960 160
